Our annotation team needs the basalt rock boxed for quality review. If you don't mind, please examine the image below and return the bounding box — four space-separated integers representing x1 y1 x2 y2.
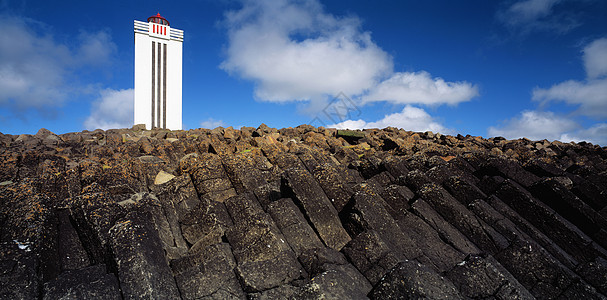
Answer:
0 125 606 299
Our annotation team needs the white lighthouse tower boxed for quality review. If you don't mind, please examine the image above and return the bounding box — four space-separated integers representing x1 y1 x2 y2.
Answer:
134 14 184 130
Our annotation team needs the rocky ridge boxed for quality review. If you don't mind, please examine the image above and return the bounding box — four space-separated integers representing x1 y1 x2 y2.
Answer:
1 124 606 299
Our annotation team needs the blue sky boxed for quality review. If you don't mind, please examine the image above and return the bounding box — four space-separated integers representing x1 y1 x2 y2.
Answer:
1 0 606 145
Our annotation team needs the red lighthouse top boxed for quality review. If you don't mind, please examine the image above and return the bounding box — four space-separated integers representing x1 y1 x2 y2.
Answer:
148 13 169 26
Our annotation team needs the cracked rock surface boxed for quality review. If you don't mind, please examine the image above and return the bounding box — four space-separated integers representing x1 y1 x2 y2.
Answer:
1 125 606 299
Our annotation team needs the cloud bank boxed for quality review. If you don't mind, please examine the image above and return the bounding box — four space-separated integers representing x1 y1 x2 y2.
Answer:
496 0 580 35
0 15 116 112
488 110 607 145
490 37 607 145
200 118 226 129
532 37 607 118
221 0 478 108
363 71 479 105
329 105 452 134
84 89 133 130
488 110 578 141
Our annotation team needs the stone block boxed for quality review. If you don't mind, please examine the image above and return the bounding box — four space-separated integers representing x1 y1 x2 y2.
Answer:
282 168 351 250
343 188 421 259
267 198 324 256
109 211 181 299
495 179 596 263
445 255 533 300
341 230 404 285
370 260 463 300
171 243 244 300
443 175 487 205
577 256 607 295
42 264 121 300
397 211 466 273
530 178 607 243
494 239 575 299
236 250 303 292
293 264 371 300
419 183 509 255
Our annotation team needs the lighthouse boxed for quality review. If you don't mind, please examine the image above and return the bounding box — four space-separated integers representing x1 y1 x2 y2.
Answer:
134 14 184 130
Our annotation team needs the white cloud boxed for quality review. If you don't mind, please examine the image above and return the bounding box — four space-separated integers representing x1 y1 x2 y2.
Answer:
0 15 70 108
560 123 607 145
583 37 607 79
76 30 117 67
220 0 391 102
329 105 452 134
200 118 226 129
489 110 607 145
84 89 133 130
0 14 116 112
532 78 607 118
504 0 560 24
363 71 479 105
488 110 579 141
497 0 580 34
532 37 607 118
220 0 477 108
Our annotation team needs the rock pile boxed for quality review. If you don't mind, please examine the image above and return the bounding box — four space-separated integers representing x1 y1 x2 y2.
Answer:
1 125 606 299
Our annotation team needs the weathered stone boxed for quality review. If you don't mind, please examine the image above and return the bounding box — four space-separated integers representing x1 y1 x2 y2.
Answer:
444 175 487 205
370 260 463 300
484 194 580 270
577 256 607 295
404 169 433 192
180 199 232 247
282 168 351 250
171 243 244 299
57 209 90 271
267 198 324 256
109 211 181 299
179 152 237 202
0 243 40 299
524 158 565 177
310 163 355 212
298 246 348 276
494 239 575 299
42 264 121 300
530 178 607 245
226 217 289 263
495 179 596 263
154 170 175 185
293 264 371 300
247 285 298 300
222 153 269 194
342 187 421 259
69 192 126 265
379 184 413 220
571 176 607 211
236 250 303 292
419 183 509 255
477 157 540 188
341 230 404 285
557 280 606 300
398 212 467 274
2 125 607 299
445 255 533 300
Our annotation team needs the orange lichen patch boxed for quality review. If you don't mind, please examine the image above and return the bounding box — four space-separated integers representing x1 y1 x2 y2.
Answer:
440 155 456 162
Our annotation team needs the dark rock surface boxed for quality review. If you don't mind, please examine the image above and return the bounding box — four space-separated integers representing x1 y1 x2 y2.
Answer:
1 125 606 299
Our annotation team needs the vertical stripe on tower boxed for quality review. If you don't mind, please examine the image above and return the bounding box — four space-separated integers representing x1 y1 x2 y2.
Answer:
163 43 167 129
151 41 156 129
157 42 162 128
